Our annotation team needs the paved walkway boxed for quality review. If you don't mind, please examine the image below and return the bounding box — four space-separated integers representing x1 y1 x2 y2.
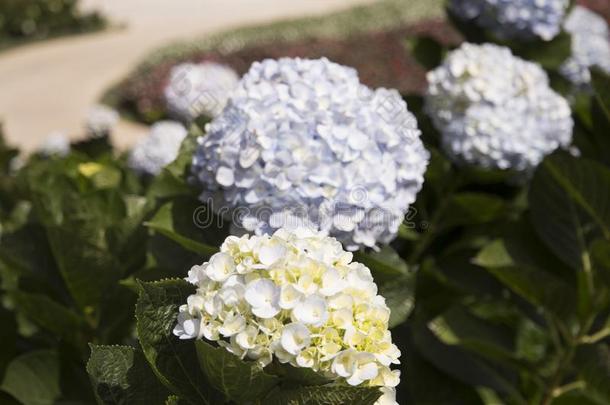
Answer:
0 0 376 152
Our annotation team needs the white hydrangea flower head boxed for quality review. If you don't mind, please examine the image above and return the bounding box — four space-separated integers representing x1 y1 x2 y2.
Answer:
560 6 610 88
425 43 573 172
85 104 119 137
174 229 401 404
39 131 70 157
191 57 429 250
164 62 240 122
449 0 569 40
128 120 187 175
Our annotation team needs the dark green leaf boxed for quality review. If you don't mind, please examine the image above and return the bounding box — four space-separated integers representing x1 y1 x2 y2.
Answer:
440 192 507 230
378 272 415 328
87 344 170 404
0 307 16 380
406 35 445 70
475 240 576 317
400 326 484 404
591 239 610 288
71 135 113 159
354 246 408 283
135 279 222 405
412 322 522 401
552 389 603 405
512 31 572 70
530 153 610 270
574 344 610 404
591 68 610 122
145 201 218 257
263 383 382 405
195 340 278 403
10 291 85 349
265 363 332 386
354 247 414 327
1 350 60 405
45 223 124 310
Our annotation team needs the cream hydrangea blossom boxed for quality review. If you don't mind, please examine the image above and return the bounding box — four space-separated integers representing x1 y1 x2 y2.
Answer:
191 57 429 250
449 0 569 40
560 6 610 88
174 228 401 404
164 62 239 122
425 43 573 172
85 104 119 137
128 120 187 175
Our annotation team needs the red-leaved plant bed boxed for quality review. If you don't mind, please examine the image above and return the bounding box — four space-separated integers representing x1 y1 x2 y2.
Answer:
114 19 461 123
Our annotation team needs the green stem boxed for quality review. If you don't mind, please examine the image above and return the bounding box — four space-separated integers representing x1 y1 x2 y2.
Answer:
580 326 610 344
540 346 576 405
552 381 586 398
540 315 595 405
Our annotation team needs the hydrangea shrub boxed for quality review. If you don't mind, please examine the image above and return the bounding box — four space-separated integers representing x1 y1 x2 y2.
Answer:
164 62 240 122
128 120 187 175
192 57 429 250
449 0 569 41
425 43 573 172
174 228 401 404
560 5 610 88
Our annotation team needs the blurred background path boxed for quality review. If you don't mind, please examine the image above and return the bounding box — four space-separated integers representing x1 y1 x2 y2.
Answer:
0 0 377 152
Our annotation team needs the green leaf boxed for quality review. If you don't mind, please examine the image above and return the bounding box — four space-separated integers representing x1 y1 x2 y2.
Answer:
265 363 332 386
80 163 122 190
412 322 522 401
511 31 572 70
135 279 222 405
87 344 170 404
428 306 535 376
591 68 610 122
0 350 60 405
406 35 444 70
97 285 138 344
400 328 484 404
195 340 278 403
397 224 419 241
591 239 610 288
475 240 576 317
10 291 85 349
71 135 113 159
165 129 200 179
147 131 199 200
354 247 414 327
0 307 16 380
354 246 408 283
145 201 218 257
45 223 124 310
263 383 382 405
379 273 415 328
530 153 610 270
439 192 507 230
473 240 514 269
574 343 610 404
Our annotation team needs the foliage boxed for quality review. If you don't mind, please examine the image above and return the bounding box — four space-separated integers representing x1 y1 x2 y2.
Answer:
0 0 105 49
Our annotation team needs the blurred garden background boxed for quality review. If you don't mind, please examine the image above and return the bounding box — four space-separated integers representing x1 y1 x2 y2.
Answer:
0 0 404 151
